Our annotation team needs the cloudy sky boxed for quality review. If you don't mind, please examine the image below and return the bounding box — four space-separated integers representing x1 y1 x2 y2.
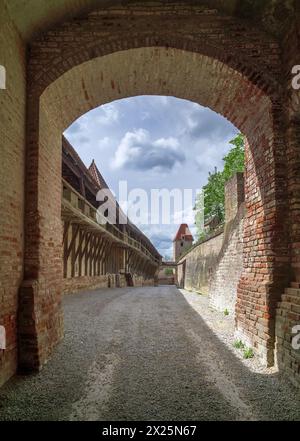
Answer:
64 96 238 258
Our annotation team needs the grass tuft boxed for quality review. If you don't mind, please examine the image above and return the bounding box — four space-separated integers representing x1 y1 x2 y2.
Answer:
243 347 254 359
233 340 245 350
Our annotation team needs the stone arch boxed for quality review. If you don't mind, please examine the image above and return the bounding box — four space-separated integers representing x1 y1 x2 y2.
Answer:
30 36 281 100
20 6 289 373
20 47 285 369
40 47 272 133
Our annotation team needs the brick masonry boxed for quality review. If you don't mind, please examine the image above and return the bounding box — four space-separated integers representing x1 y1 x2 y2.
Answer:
0 1 299 388
178 173 245 315
62 272 155 294
276 285 300 389
0 6 26 386
63 275 111 295
177 231 224 295
275 20 300 387
210 205 244 313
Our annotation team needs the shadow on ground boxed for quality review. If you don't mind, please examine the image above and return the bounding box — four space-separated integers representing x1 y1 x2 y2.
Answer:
0 286 299 421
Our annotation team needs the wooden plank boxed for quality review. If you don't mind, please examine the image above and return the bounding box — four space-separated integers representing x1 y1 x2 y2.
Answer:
74 229 85 261
66 224 80 261
95 237 105 275
63 222 70 278
71 227 78 278
72 228 85 277
133 255 142 273
80 177 86 199
89 237 95 276
104 242 114 274
98 238 109 275
126 250 133 272
62 221 70 245
92 236 101 276
90 235 101 276
78 230 85 277
84 234 92 276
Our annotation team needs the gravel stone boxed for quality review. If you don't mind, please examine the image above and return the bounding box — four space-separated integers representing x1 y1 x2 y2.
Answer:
0 286 299 421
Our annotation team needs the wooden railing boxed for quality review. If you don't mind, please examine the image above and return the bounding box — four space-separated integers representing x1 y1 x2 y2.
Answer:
62 179 160 265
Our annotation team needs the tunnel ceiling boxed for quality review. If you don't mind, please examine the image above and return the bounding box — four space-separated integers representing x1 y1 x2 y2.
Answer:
2 0 297 42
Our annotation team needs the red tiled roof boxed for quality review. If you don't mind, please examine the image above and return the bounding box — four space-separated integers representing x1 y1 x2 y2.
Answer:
63 137 99 192
87 160 160 257
173 224 194 242
88 159 109 189
62 142 161 258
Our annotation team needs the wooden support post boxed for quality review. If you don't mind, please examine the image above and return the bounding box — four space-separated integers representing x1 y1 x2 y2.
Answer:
134 256 143 274
98 239 108 275
95 237 105 276
140 259 148 277
63 222 70 278
92 236 101 276
80 232 91 276
64 223 79 278
85 235 93 276
104 242 114 274
62 221 70 245
88 236 96 276
72 228 85 277
126 250 133 273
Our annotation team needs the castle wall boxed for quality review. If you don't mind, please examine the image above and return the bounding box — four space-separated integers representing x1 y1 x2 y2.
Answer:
178 174 245 314
0 7 26 386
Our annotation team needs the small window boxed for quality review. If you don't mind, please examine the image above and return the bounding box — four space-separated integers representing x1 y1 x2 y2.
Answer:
181 242 184 247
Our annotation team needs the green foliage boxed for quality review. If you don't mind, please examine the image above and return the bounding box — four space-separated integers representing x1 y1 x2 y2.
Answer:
196 231 207 243
164 268 174 276
194 133 245 238
233 340 254 359
203 167 225 225
243 347 254 359
233 340 245 350
222 133 245 183
224 309 229 316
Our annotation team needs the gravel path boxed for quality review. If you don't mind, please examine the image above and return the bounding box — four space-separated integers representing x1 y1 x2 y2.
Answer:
0 286 299 421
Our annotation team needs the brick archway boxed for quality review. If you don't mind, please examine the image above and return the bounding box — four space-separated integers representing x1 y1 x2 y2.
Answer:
20 34 289 372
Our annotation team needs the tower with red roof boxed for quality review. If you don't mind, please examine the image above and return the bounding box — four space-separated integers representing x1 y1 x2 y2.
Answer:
173 224 194 261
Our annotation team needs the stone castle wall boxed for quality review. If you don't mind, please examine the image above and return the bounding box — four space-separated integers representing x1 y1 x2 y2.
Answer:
178 173 245 314
62 274 155 295
209 204 245 313
177 231 224 295
276 285 300 389
0 7 26 387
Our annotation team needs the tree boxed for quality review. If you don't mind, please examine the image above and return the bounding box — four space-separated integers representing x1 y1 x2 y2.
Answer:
164 268 174 276
194 133 245 239
204 167 225 222
222 133 245 183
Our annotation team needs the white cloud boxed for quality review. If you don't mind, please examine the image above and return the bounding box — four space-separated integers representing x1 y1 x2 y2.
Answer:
63 95 238 256
98 137 110 149
154 137 179 149
172 203 196 226
112 129 185 171
97 104 119 125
